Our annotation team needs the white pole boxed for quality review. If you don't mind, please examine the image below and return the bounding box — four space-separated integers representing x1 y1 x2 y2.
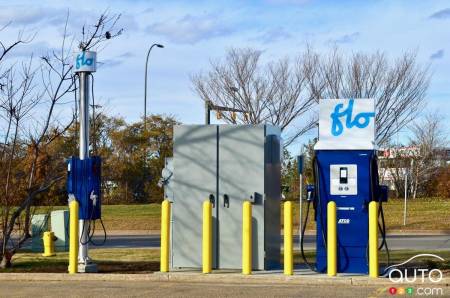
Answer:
403 169 407 226
78 72 90 264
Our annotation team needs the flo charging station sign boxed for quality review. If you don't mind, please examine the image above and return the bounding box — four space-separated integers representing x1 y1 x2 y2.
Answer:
315 98 375 150
74 51 97 73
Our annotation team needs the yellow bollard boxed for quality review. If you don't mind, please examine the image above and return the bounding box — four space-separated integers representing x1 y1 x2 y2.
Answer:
68 200 79 274
369 201 379 278
242 201 252 275
327 201 337 276
202 200 212 273
42 231 56 257
160 200 171 272
284 201 293 275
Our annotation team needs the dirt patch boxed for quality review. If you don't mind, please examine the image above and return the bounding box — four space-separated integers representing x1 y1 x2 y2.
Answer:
97 261 159 273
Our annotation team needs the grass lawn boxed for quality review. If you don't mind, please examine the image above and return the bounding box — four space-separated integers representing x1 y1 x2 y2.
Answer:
35 197 449 232
100 204 161 231
36 204 162 231
1 248 159 273
288 197 450 232
2 249 448 273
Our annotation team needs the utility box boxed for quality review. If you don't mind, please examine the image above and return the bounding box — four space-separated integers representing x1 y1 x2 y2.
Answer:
51 210 69 252
31 214 49 252
168 124 281 270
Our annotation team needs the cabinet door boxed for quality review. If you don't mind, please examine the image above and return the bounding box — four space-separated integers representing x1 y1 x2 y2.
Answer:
172 125 218 268
218 125 265 269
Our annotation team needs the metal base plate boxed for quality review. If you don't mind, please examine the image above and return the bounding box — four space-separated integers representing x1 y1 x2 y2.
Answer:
78 263 98 273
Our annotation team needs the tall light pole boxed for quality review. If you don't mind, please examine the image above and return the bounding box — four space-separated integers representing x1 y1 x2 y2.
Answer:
143 43 163 200
144 43 164 131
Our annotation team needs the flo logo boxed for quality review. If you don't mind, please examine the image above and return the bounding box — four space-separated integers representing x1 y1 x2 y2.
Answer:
76 52 94 69
330 99 375 136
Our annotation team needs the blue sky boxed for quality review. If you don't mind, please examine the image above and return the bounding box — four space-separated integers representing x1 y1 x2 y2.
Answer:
0 0 448 145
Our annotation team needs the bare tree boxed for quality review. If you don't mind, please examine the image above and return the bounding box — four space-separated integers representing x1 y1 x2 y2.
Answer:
379 113 448 198
193 47 430 147
0 11 122 268
408 113 448 198
79 11 123 51
191 48 317 146
308 49 430 146
0 24 35 92
0 23 40 268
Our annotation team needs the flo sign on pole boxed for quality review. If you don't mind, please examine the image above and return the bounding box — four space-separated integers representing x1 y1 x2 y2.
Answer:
315 98 375 150
74 51 97 73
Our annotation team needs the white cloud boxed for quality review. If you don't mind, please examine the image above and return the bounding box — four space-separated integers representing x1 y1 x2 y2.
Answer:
0 6 137 45
253 27 292 44
97 51 135 69
429 8 450 19
328 32 360 44
0 6 66 26
2 41 54 59
430 49 444 60
265 0 310 5
146 13 234 44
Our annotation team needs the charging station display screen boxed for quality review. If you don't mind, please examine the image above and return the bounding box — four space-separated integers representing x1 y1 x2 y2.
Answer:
340 167 348 184
330 164 357 195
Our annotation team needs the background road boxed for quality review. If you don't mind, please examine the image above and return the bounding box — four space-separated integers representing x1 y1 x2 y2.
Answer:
89 234 450 250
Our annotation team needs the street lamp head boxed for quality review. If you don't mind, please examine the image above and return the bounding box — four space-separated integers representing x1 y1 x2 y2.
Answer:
156 44 164 48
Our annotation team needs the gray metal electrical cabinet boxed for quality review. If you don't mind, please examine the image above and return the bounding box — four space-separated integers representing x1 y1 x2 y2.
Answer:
31 214 49 252
50 210 69 252
169 124 281 270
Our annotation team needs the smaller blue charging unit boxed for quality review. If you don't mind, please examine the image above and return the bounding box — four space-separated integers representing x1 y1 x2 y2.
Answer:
66 156 102 220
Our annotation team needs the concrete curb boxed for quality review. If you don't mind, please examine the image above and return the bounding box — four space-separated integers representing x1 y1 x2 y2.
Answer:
0 272 448 287
94 230 160 236
163 272 353 285
102 230 450 236
387 230 450 235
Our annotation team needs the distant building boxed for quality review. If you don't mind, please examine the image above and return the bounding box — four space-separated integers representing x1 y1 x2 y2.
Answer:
377 146 449 190
378 146 450 162
379 146 420 159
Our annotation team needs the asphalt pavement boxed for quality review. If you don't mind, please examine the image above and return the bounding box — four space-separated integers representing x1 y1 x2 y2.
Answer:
0 280 385 298
88 233 450 250
1 272 448 297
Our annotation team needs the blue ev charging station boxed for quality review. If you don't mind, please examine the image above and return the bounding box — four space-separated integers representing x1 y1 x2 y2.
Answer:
67 156 102 221
301 98 388 274
66 51 102 273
